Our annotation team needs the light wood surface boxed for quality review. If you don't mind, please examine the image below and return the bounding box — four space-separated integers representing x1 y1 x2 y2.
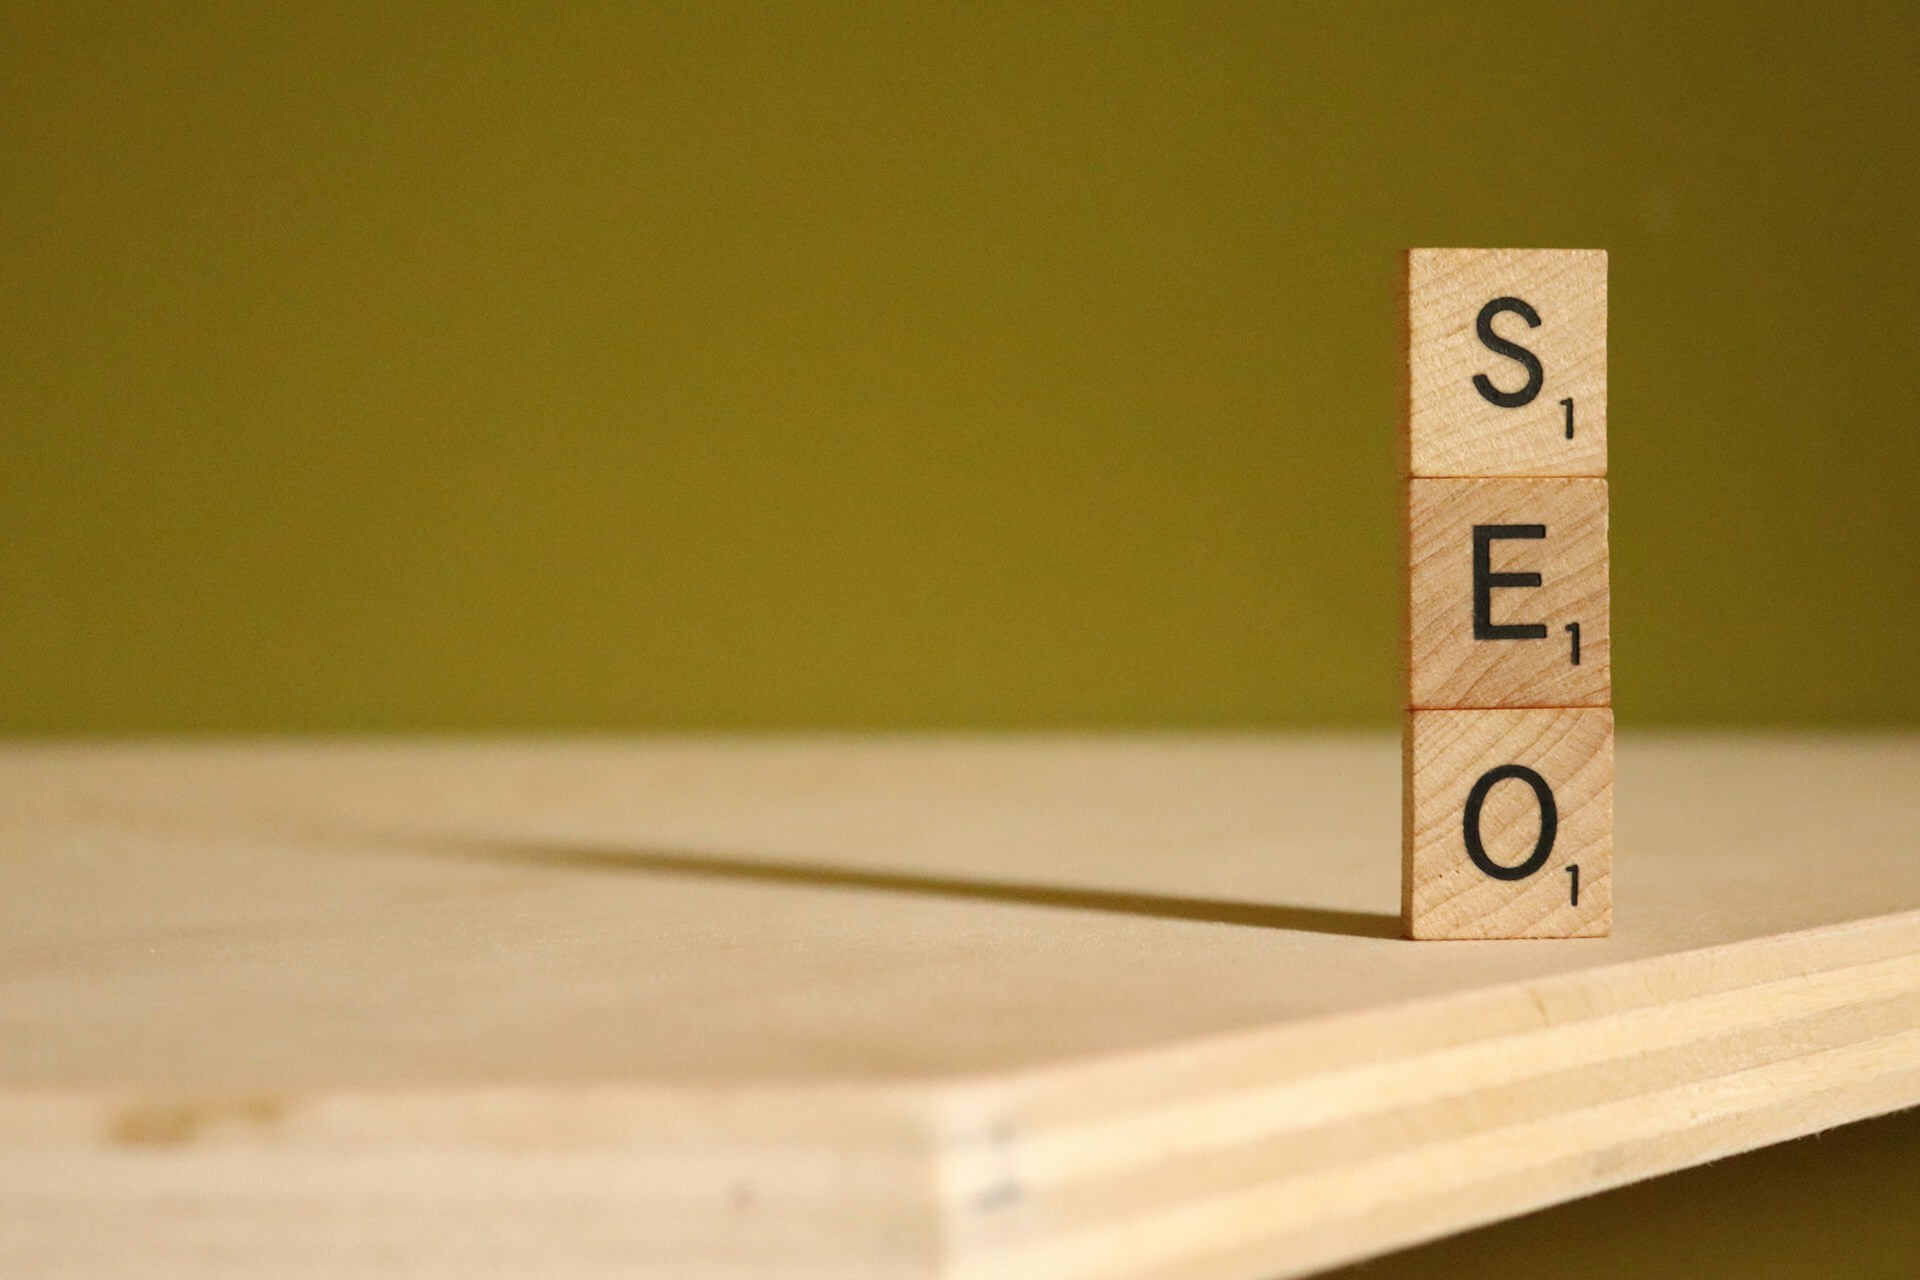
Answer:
1403 709 1613 939
4 735 1918 1278
1406 477 1610 709
1404 247 1607 477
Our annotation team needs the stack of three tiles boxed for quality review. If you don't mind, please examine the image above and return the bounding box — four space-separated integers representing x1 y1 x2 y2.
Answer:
1401 249 1612 940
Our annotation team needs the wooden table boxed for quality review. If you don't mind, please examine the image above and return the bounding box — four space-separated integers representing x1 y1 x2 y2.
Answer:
4 735 1918 1278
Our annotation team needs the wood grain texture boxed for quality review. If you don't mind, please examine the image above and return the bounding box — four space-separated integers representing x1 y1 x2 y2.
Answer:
1403 708 1613 939
1405 248 1607 478
3 736 1918 1279
1407 477 1610 709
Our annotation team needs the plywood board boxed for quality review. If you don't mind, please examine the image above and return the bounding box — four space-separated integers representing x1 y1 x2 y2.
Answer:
3 736 1918 1278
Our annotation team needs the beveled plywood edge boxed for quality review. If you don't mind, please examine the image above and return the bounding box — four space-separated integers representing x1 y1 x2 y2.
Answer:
0 1080 933 1149
0 1083 952 1280
8 911 1920 1279
921 908 1920 1280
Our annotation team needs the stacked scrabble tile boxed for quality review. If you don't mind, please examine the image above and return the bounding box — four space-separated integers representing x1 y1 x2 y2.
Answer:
1401 249 1612 940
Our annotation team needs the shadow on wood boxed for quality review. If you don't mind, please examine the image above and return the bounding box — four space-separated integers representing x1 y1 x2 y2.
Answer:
413 837 1402 939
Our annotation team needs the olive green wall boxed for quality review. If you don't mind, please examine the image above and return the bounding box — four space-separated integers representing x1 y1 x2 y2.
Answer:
5 3 1916 732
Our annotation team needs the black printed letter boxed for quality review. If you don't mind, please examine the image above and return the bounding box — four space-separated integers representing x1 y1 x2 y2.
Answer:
1463 764 1558 881
1473 525 1549 641
1471 296 1544 409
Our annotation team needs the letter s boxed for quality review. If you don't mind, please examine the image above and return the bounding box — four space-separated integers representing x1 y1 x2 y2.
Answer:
1471 296 1544 409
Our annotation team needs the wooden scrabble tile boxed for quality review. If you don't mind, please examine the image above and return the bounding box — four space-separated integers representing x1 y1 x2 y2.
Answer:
1403 706 1613 939
1405 248 1606 478
1407 476 1609 709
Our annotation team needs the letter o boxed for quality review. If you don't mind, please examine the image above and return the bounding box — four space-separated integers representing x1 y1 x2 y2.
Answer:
1462 764 1558 881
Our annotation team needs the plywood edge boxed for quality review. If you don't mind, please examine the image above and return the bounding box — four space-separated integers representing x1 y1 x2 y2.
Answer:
0 1087 948 1280
8 914 1920 1280
922 910 1920 1279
